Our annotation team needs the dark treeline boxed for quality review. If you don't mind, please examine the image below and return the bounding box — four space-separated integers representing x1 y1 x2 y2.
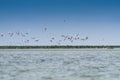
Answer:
0 45 119 49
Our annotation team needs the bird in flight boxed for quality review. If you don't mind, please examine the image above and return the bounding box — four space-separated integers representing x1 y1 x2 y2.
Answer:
44 28 47 31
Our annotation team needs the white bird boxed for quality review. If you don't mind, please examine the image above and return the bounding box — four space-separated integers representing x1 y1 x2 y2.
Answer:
8 32 14 37
44 28 47 31
16 32 20 35
50 40 53 42
57 40 62 45
81 38 85 41
64 20 66 22
0 33 4 37
35 39 39 42
21 33 26 37
25 32 29 35
24 39 29 43
85 37 88 40
31 37 35 39
81 37 88 41
61 35 65 37
51 37 55 40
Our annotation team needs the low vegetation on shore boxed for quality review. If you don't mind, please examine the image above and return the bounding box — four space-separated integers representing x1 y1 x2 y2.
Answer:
0 45 119 49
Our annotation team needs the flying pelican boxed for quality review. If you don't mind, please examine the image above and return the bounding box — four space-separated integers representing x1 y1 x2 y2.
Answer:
51 37 55 40
44 28 47 31
24 39 29 43
8 32 14 37
61 35 69 41
76 34 80 37
35 39 39 42
70 40 73 43
74 37 79 40
31 37 35 39
59 40 62 42
57 40 62 45
0 33 4 37
25 32 29 35
50 40 53 42
16 32 20 35
81 38 85 41
21 33 26 37
61 35 65 37
64 20 66 22
85 37 88 40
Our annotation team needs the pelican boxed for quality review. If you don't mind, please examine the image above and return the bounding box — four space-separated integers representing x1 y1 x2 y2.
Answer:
44 28 47 31
21 33 26 37
35 39 39 42
0 33 4 37
61 35 66 40
57 40 62 45
51 37 55 40
70 40 73 43
76 34 80 37
8 32 14 37
16 32 20 35
64 20 66 22
85 37 88 40
24 39 29 43
31 37 35 39
61 35 65 37
58 40 62 43
81 38 85 41
50 40 53 42
25 32 29 35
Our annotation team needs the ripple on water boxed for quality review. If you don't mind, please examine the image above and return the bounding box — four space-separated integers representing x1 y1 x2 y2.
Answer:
0 49 120 80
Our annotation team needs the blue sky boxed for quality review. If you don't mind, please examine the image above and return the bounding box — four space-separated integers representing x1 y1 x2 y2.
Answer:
0 0 120 45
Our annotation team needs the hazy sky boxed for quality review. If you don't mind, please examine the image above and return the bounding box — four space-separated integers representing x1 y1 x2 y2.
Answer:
0 0 120 45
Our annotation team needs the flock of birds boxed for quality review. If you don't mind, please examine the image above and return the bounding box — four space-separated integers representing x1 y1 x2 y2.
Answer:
49 34 88 45
0 28 89 45
0 31 40 43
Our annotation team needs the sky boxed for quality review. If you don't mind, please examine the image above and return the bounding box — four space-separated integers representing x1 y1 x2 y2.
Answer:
0 0 120 46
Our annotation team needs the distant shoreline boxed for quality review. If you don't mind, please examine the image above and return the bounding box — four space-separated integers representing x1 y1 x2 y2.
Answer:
0 45 119 49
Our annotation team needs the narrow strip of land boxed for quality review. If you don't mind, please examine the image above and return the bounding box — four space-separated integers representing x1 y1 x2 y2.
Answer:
0 45 119 49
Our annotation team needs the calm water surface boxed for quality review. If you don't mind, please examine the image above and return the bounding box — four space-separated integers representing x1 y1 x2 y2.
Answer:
0 49 120 80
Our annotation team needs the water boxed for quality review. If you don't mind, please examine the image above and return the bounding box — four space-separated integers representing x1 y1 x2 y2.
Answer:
0 49 120 80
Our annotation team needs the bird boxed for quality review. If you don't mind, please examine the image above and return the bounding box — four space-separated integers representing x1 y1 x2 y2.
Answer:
44 28 47 31
8 32 14 37
64 20 66 22
80 36 89 41
76 34 80 37
85 37 88 40
70 40 73 43
61 35 65 37
24 39 29 43
25 32 29 35
51 37 55 40
81 38 85 41
35 39 39 42
21 33 26 37
31 37 35 39
0 33 4 37
16 32 20 35
50 40 53 42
